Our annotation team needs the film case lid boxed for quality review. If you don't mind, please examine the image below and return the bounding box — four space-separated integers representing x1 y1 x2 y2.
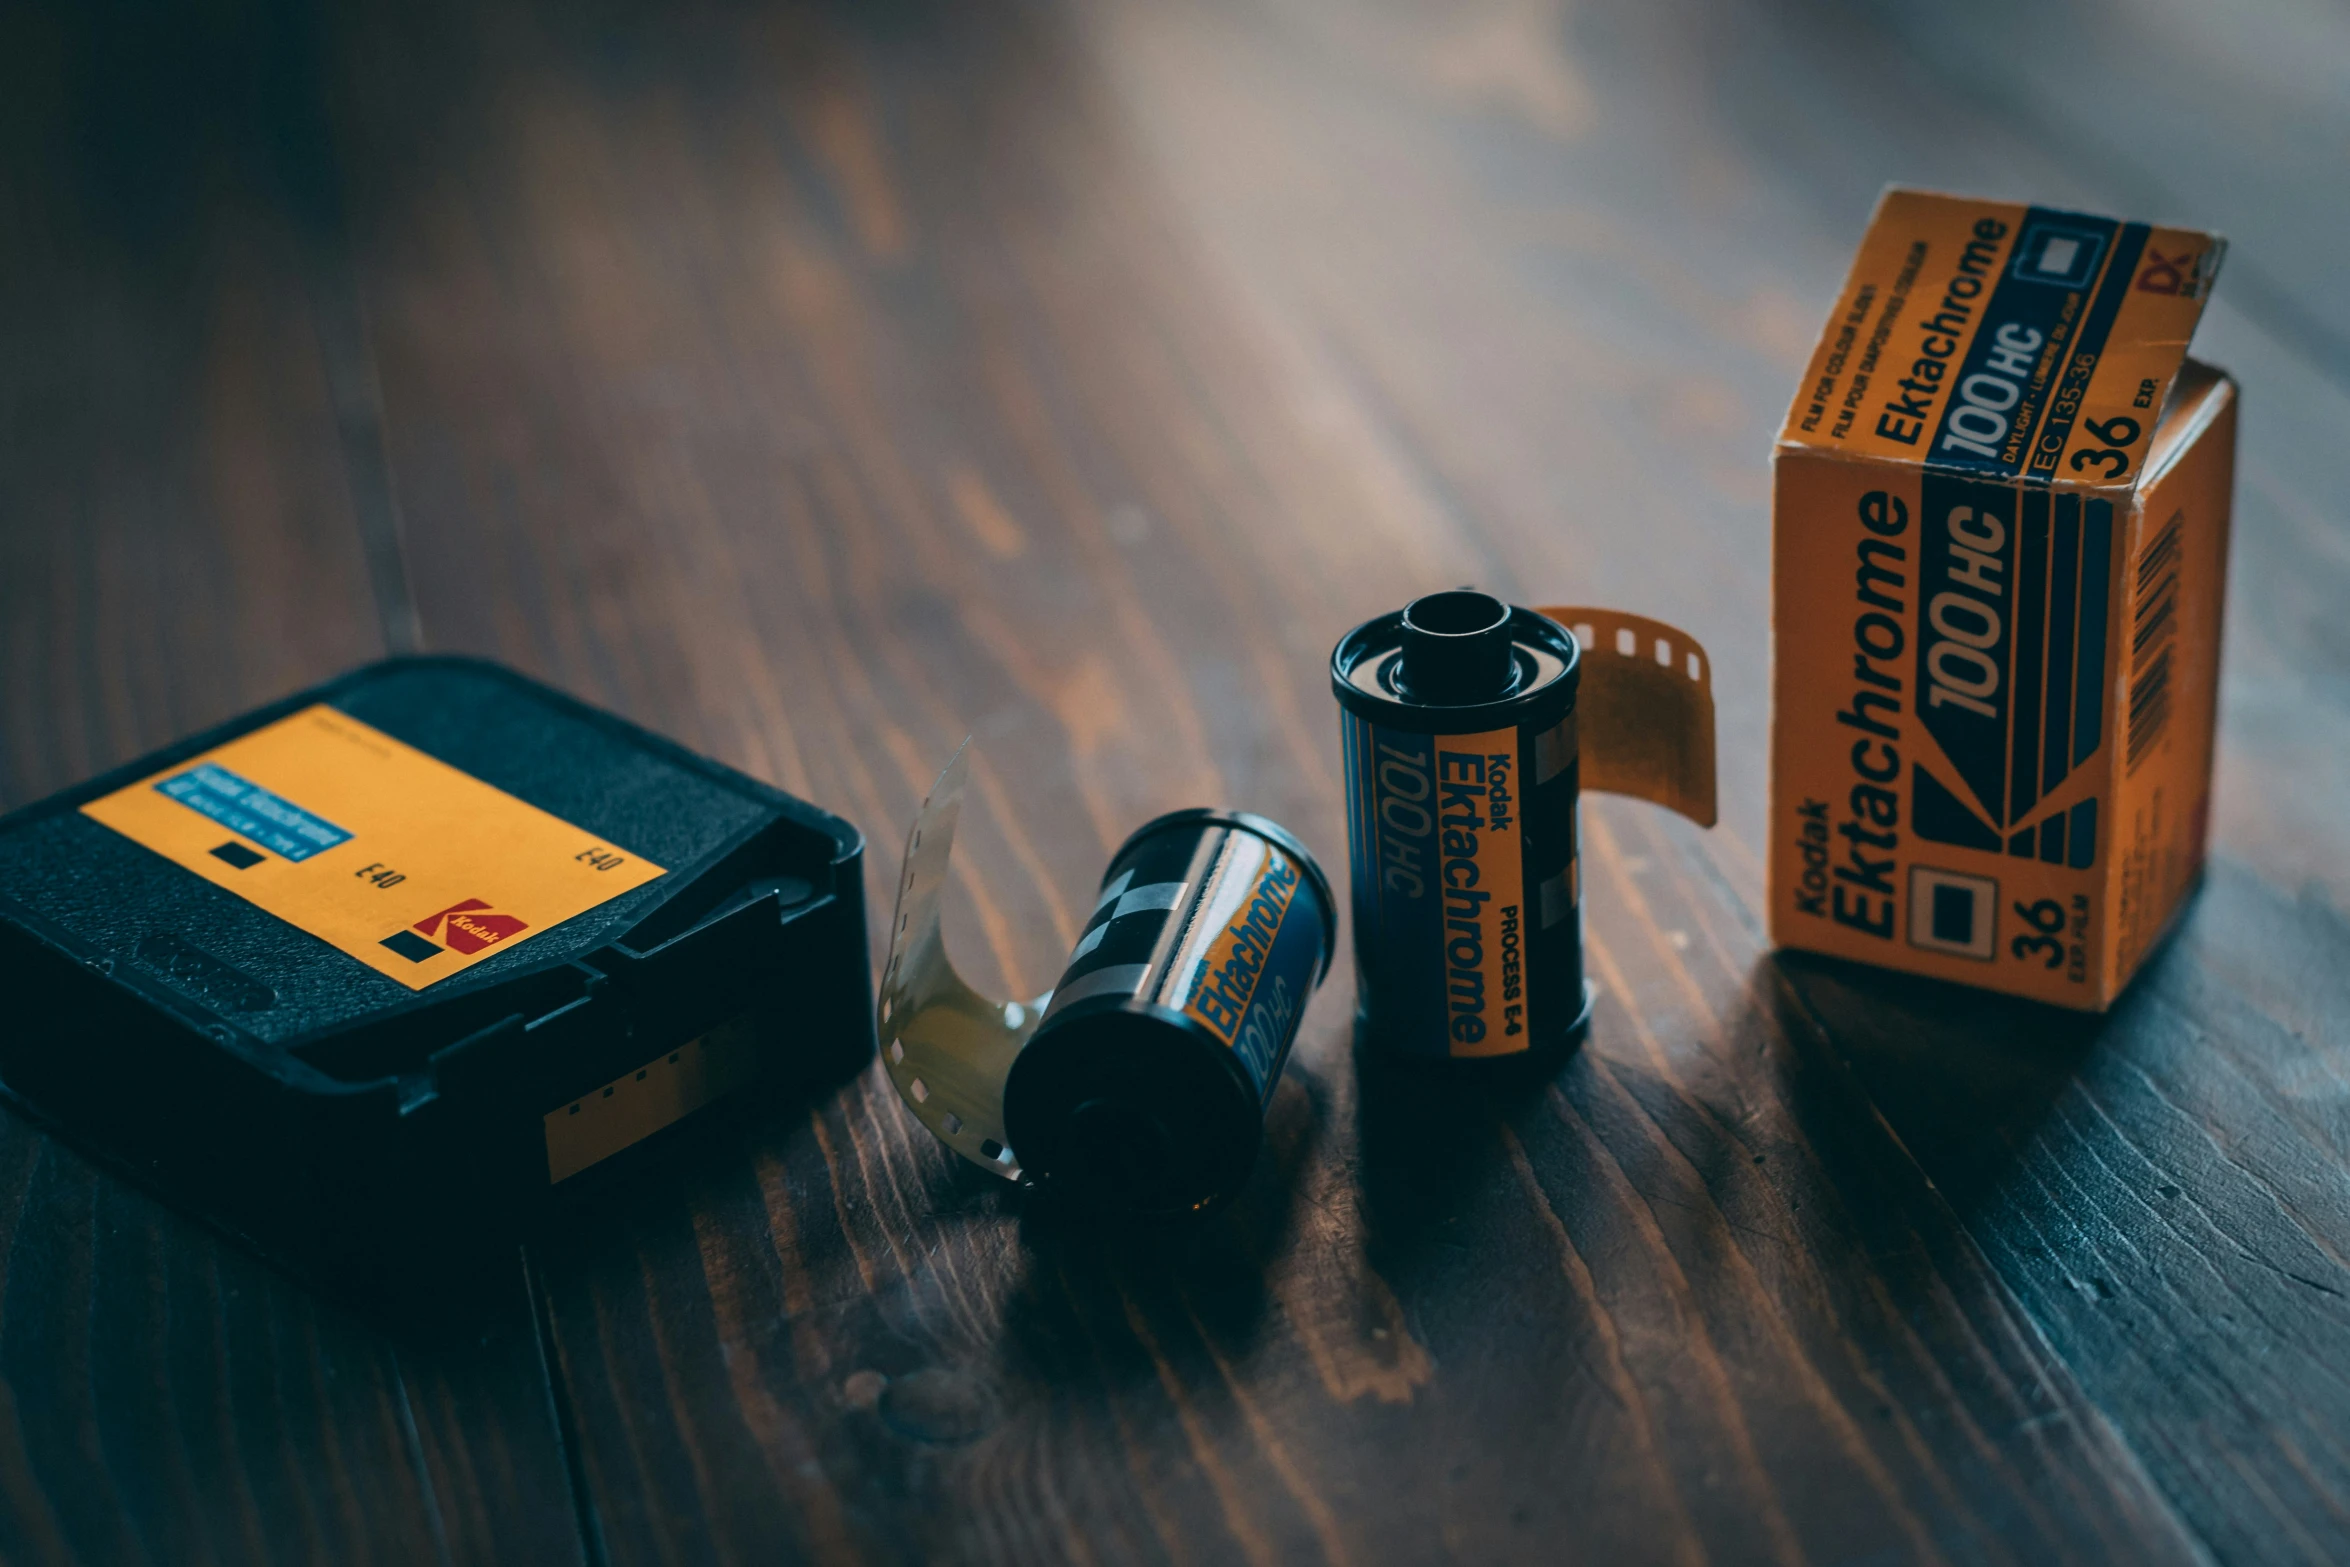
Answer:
0 657 873 1246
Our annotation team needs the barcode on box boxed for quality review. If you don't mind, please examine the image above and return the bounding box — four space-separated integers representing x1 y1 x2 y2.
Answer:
2127 509 2185 773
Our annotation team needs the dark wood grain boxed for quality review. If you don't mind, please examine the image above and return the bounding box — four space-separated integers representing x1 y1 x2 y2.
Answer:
312 0 2345 1561
5 0 2348 1560
0 1119 586 1567
1078 0 2350 1555
0 4 579 1560
1788 870 2350 1565
1864 0 2350 405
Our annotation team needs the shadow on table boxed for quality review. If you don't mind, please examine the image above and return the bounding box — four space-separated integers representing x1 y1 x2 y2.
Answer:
1763 947 2116 1220
1339 948 2122 1313
1350 1023 1570 1242
993 1068 1324 1365
0 1016 873 1345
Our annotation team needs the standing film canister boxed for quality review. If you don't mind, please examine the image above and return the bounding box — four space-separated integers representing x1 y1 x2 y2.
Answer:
1332 590 1592 1060
1002 809 1336 1214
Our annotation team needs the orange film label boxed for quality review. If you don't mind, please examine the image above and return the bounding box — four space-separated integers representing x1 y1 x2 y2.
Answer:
1430 728 1527 1055
1178 835 1299 1046
1777 188 2222 490
1335 724 1532 1056
80 704 667 990
1343 707 1576 1055
1770 188 2233 1010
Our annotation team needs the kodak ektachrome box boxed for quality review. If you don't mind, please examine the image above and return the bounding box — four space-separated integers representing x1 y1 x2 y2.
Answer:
1769 188 2235 1009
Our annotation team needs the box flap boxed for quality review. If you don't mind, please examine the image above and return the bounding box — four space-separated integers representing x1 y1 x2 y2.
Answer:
2142 358 2234 486
1777 188 2223 490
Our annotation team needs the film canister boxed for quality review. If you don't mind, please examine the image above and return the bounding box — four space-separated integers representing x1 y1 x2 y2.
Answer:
1004 809 1336 1213
878 749 1337 1215
1333 591 1591 1060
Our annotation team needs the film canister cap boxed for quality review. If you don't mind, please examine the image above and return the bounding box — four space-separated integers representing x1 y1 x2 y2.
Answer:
1397 590 1518 704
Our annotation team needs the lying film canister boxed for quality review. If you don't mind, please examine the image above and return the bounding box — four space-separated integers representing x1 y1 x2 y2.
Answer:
878 749 1336 1215
1006 809 1336 1213
1333 591 1590 1060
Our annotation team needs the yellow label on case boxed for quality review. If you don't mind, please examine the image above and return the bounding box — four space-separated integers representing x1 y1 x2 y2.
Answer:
80 704 666 990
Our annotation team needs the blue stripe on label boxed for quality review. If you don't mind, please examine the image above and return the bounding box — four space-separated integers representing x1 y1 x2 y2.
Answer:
1342 712 1381 983
2008 488 2050 821
2029 225 2153 481
1916 471 2018 828
2072 499 2114 767
2067 798 2099 870
1223 873 1325 1099
2044 496 2082 796
156 763 352 862
1356 722 1449 1057
1342 714 1378 958
1926 205 2124 479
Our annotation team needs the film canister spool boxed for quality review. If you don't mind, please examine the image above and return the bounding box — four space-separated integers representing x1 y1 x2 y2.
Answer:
1334 591 1590 1060
1332 592 1721 1062
877 747 1336 1215
1005 809 1335 1213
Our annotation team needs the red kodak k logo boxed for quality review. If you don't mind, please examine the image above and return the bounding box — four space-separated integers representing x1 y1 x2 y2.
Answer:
414 898 530 955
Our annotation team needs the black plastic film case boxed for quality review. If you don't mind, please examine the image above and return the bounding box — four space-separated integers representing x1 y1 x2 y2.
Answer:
0 658 871 1263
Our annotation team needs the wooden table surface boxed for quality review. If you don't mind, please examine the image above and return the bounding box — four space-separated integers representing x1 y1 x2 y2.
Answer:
5 0 2348 1561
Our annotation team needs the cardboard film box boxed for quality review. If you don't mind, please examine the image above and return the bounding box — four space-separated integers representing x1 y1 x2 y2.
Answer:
1769 188 2235 1008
